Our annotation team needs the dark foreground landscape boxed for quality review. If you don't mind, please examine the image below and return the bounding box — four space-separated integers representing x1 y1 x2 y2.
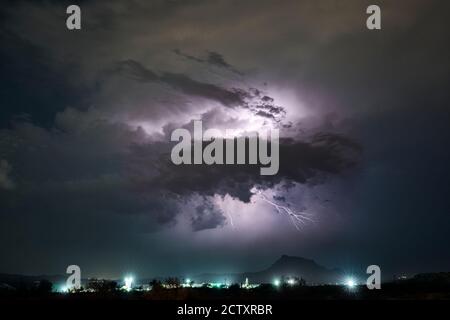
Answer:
2 255 450 301
1 285 450 319
2 271 450 318
2 277 450 301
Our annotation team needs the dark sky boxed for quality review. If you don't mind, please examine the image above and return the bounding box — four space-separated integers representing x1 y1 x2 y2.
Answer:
0 0 449 280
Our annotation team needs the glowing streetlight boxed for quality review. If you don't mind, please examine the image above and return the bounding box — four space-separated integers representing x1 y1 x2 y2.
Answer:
273 279 280 287
345 277 356 289
184 278 192 287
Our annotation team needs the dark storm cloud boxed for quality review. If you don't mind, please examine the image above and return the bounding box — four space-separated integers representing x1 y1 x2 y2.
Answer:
0 0 449 278
173 49 205 64
255 110 274 118
247 91 286 121
0 28 92 128
116 59 285 121
272 195 285 202
0 118 183 229
129 133 361 203
116 59 246 108
206 51 233 69
174 49 243 75
191 199 226 231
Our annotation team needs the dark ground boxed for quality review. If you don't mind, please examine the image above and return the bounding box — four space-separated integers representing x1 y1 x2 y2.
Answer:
2 284 450 319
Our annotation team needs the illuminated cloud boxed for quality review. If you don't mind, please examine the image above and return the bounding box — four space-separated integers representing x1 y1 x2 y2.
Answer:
0 0 448 277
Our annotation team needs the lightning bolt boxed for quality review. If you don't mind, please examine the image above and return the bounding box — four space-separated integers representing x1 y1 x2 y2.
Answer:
227 211 235 228
255 190 315 230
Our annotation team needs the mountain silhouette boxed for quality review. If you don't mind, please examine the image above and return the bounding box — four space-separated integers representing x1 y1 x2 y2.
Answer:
241 255 343 284
193 255 343 285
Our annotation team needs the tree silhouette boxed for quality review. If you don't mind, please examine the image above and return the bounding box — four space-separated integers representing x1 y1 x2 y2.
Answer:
149 279 163 291
165 277 181 289
87 279 117 293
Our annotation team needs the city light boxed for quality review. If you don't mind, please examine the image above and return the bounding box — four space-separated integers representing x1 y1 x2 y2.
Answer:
273 279 280 287
287 278 296 286
124 276 134 291
345 277 356 289
210 282 223 288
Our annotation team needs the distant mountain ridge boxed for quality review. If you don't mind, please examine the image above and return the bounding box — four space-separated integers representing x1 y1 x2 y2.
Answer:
192 255 344 285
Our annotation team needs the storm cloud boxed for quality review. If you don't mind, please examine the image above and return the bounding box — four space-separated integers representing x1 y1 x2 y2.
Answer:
0 0 449 278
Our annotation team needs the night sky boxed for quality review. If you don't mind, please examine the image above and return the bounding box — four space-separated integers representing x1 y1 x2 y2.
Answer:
0 0 449 280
